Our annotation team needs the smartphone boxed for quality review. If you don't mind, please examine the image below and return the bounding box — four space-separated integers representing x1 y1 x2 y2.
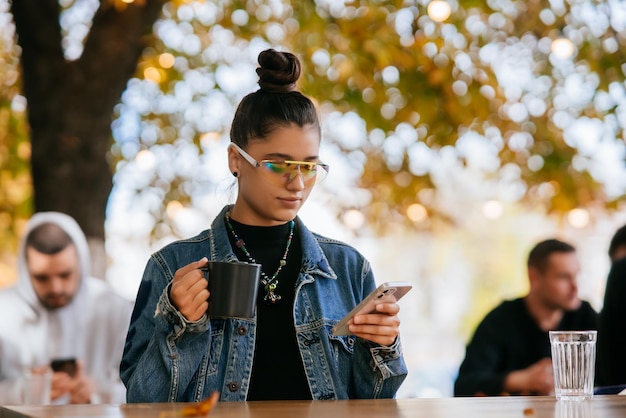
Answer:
331 281 413 336
50 357 77 377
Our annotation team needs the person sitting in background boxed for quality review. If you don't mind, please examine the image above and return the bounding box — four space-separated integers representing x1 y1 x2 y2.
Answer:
596 224 626 389
0 212 132 404
454 239 598 396
607 224 626 263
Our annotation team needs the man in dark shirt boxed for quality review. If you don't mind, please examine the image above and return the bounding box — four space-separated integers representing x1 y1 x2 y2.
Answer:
454 239 598 396
596 224 626 389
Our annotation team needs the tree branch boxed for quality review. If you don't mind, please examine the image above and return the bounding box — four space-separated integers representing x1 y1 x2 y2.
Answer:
10 0 66 122
73 0 166 112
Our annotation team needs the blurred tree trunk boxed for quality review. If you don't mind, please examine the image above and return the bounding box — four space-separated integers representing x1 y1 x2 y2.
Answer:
10 0 164 277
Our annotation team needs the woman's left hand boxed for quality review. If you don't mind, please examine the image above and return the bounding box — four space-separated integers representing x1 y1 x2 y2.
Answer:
348 303 401 346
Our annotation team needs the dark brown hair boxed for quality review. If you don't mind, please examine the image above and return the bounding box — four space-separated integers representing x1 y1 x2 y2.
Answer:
229 49 320 148
608 224 626 261
26 223 73 255
527 239 575 272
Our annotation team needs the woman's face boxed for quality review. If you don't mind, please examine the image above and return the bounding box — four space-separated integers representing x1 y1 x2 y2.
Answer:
228 123 323 226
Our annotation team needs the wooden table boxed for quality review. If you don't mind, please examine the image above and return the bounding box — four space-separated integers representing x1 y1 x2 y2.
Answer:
2 396 626 418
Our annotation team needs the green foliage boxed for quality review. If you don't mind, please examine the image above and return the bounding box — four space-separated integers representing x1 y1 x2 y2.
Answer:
0 26 31 286
2 0 624 256
104 1 626 331
288 0 626 229
111 0 625 241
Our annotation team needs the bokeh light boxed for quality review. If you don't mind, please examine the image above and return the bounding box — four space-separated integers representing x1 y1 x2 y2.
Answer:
567 208 590 228
200 131 221 147
135 149 156 171
166 200 183 220
427 1 451 23
343 209 365 230
407 203 428 223
482 200 503 220
158 53 175 69
143 67 162 83
551 38 575 59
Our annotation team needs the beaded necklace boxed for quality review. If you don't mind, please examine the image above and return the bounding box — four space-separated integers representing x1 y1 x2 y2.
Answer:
225 213 295 304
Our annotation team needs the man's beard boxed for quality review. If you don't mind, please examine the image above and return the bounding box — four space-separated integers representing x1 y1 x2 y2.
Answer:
40 292 73 310
549 296 581 312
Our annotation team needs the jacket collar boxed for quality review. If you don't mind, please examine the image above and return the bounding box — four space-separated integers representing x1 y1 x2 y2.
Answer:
209 205 336 280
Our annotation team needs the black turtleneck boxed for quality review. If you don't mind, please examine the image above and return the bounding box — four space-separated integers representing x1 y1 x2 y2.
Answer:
225 217 311 400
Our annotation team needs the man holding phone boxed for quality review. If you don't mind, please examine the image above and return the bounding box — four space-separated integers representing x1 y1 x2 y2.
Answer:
0 212 132 404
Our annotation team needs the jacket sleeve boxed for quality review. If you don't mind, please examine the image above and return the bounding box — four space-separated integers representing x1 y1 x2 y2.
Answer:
120 256 212 402
454 319 507 396
351 337 407 398
348 264 407 398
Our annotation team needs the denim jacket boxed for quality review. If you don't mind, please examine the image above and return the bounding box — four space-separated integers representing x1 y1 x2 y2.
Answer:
121 205 407 402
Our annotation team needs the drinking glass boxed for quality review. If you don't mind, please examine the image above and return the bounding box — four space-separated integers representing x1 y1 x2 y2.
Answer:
549 330 597 401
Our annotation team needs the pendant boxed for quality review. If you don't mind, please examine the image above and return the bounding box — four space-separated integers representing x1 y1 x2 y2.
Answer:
264 282 281 303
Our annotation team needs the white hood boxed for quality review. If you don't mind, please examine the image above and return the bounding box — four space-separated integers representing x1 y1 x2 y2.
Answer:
15 212 91 360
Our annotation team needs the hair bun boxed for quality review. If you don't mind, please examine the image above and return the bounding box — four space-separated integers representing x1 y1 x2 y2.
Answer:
256 49 301 93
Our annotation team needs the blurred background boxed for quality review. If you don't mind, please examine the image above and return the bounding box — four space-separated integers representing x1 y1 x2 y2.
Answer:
1 0 625 398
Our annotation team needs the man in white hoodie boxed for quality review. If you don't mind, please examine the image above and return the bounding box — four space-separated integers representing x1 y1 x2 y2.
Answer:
0 212 132 404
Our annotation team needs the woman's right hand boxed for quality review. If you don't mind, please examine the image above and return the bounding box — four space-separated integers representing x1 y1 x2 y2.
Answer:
169 258 210 321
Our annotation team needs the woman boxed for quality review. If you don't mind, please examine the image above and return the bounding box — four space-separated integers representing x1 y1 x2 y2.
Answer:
120 49 407 402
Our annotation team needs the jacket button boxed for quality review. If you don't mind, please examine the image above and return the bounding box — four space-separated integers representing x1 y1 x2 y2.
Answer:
228 381 239 392
237 326 247 335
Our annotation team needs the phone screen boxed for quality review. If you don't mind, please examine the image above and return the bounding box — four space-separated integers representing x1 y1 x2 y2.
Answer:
50 358 77 377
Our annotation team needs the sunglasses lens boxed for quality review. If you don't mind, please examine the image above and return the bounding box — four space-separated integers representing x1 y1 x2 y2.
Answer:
260 162 328 184
262 162 288 175
311 164 329 183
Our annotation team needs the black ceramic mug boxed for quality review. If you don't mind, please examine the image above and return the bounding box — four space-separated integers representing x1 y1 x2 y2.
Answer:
204 261 261 318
